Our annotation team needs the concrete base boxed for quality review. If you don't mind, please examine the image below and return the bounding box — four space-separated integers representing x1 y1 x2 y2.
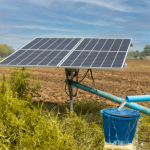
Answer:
104 142 136 150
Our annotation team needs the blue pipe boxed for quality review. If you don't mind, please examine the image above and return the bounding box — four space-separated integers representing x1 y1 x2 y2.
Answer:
65 79 150 115
126 95 150 102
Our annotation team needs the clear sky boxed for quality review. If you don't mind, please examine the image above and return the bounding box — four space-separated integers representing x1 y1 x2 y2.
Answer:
0 0 150 51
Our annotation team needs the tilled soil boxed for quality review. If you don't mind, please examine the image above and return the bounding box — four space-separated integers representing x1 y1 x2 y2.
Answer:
0 59 150 108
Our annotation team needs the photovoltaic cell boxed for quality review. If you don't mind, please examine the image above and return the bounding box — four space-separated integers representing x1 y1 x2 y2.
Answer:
91 52 108 67
81 52 98 67
22 38 42 49
71 51 90 66
119 39 131 51
112 52 126 67
102 39 115 51
84 39 99 50
56 38 73 50
48 38 66 49
48 51 69 66
75 39 91 50
64 38 81 50
38 51 60 65
0 50 26 65
101 52 117 67
93 39 107 51
28 51 53 65
18 50 43 65
39 38 58 49
110 39 123 51
31 38 50 49
61 51 81 66
9 50 34 65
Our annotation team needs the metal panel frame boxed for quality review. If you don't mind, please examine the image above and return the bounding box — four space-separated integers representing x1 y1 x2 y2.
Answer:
0 37 132 70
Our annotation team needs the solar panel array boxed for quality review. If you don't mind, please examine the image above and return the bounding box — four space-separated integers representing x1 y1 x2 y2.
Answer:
0 37 131 70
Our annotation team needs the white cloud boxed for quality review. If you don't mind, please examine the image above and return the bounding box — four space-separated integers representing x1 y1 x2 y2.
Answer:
64 16 111 26
14 25 82 32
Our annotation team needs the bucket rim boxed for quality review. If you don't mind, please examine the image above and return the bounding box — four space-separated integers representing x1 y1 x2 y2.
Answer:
100 109 141 119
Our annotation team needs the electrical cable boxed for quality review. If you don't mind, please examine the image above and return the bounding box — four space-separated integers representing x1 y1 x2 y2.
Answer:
65 69 79 97
89 69 106 108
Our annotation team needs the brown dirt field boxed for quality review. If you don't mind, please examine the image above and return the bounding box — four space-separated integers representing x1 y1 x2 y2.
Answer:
0 59 150 109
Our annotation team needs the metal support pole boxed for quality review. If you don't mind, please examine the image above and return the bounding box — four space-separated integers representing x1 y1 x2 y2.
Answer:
70 71 73 112
65 69 74 113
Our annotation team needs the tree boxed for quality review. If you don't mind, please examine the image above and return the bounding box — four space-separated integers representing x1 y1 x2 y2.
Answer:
144 45 150 50
0 44 15 57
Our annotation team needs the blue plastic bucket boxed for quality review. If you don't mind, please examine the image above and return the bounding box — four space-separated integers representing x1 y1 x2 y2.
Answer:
100 108 141 145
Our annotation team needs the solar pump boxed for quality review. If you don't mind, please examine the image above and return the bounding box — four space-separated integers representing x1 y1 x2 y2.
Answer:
0 37 150 116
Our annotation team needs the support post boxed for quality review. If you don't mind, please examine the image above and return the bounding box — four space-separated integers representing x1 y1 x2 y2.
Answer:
65 69 74 113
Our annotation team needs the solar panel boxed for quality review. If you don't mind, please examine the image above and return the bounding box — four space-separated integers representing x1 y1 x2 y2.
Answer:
0 38 131 70
60 38 131 70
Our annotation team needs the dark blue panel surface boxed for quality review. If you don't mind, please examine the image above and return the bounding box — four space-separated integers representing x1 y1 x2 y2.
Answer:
93 39 107 51
110 39 123 51
91 52 107 67
102 39 115 51
81 52 98 67
101 52 117 67
38 51 60 65
22 38 42 49
84 39 99 50
119 39 131 51
64 38 81 50
28 51 53 65
71 51 90 66
56 38 73 50
60 51 81 66
31 38 50 49
18 50 43 65
9 50 34 65
75 39 91 50
0 50 26 65
48 51 69 66
39 38 58 49
48 38 66 49
112 52 126 68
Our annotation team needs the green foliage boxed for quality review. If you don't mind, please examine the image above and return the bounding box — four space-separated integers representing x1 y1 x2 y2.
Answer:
140 49 150 57
0 72 7 94
138 114 150 148
0 44 14 57
144 45 150 50
0 91 104 150
8 67 42 100
140 57 144 60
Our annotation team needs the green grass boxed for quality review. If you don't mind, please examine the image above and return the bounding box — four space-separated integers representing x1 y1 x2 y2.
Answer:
0 91 150 150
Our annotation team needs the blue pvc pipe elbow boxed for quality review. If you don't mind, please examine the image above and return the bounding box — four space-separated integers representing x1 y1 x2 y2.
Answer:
126 95 150 102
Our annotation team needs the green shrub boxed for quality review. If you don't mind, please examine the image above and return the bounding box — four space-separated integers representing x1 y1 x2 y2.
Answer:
140 57 144 60
8 67 42 100
0 72 7 94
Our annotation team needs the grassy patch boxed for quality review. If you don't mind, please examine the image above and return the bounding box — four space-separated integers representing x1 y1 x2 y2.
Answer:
0 92 105 150
0 92 150 149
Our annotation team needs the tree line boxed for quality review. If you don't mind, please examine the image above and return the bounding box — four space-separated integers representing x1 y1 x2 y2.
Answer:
127 45 150 58
0 44 15 58
0 43 150 59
